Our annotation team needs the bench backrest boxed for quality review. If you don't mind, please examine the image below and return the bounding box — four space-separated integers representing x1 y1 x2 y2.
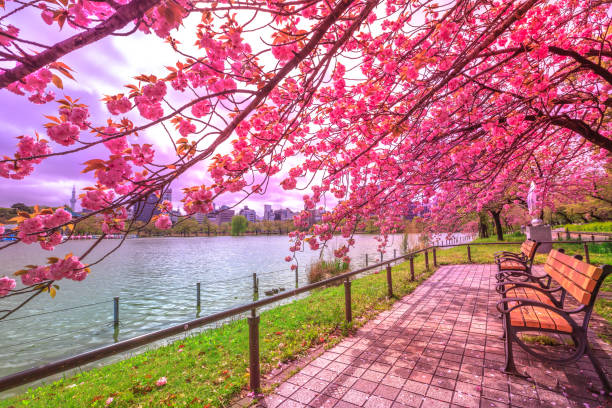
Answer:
520 239 539 261
544 249 604 306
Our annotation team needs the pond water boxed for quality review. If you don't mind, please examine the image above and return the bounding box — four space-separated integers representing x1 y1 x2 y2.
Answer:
0 233 469 381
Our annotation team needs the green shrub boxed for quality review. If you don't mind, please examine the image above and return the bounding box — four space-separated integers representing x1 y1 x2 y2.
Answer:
308 259 349 283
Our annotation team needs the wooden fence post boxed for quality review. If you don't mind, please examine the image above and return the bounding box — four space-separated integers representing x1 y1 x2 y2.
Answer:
584 243 590 264
410 257 415 281
433 247 437 267
467 245 472 262
344 279 352 322
248 308 260 392
425 250 429 270
196 283 201 310
113 297 119 327
386 264 393 298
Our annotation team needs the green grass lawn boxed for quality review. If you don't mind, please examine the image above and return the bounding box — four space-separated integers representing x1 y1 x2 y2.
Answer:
2 234 611 407
561 221 612 233
0 256 434 407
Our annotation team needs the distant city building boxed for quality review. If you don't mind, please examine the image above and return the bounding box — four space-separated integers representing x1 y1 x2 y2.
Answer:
308 208 325 225
191 213 207 224
263 204 274 221
239 206 257 222
132 188 172 223
206 205 235 225
274 208 296 221
169 209 181 223
69 186 77 212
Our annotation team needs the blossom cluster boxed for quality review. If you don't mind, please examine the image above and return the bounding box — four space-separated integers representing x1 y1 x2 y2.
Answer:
0 276 16 297
135 81 167 120
0 136 52 180
20 255 88 286
107 97 132 115
183 187 214 214
7 68 54 104
16 208 72 250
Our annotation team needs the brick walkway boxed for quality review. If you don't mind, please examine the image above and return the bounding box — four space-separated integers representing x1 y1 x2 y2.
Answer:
261 264 612 408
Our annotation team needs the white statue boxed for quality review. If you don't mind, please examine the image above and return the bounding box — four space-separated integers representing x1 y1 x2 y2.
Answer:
527 181 543 226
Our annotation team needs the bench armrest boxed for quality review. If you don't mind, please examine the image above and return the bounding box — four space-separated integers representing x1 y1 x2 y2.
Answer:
496 257 529 269
496 271 549 286
496 253 527 261
494 250 519 256
496 281 559 294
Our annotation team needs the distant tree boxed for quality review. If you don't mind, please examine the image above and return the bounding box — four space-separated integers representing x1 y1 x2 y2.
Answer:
231 216 248 236
72 216 102 235
10 203 31 212
172 218 201 236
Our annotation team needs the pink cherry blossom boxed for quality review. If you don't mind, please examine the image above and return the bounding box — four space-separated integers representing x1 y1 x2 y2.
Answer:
156 377 167 387
101 127 129 155
47 122 80 146
155 215 172 229
107 97 132 115
0 276 16 297
0 25 19 46
131 144 155 166
191 100 211 117
178 120 196 137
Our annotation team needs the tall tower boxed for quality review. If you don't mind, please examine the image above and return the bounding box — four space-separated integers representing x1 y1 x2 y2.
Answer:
70 185 77 211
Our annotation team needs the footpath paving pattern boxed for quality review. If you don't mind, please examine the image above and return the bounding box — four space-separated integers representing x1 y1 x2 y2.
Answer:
260 264 612 408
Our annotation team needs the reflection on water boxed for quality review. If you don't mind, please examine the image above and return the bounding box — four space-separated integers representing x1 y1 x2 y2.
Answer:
0 233 466 379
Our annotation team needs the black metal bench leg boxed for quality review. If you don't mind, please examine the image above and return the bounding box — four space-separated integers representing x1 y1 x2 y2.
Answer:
502 313 518 374
585 343 611 391
501 319 528 378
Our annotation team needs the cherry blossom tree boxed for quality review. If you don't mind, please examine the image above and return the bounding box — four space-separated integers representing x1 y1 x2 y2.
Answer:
0 0 610 317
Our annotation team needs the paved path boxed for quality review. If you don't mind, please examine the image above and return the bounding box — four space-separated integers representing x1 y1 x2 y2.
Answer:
261 264 612 408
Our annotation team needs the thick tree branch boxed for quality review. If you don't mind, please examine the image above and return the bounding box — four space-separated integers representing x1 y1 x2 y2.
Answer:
0 0 161 88
549 45 612 85
548 115 612 152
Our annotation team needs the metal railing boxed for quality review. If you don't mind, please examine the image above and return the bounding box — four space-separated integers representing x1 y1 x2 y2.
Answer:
554 230 612 241
0 236 607 393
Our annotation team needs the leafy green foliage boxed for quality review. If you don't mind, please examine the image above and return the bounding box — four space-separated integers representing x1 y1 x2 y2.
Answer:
230 215 248 236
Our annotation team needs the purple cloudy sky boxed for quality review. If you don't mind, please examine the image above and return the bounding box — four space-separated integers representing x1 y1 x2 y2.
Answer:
0 10 307 216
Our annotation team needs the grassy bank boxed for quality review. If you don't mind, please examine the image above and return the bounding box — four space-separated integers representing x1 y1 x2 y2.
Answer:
1 256 434 407
561 221 612 233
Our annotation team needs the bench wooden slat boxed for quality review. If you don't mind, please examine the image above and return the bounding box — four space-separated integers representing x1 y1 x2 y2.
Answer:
551 250 603 279
546 259 598 292
506 287 572 332
544 264 593 305
550 250 602 280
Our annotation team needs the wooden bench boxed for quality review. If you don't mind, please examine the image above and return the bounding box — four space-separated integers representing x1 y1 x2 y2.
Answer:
494 239 540 282
496 249 611 390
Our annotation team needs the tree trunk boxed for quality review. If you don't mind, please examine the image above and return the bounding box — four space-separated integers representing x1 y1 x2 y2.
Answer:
478 212 489 238
490 210 504 241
